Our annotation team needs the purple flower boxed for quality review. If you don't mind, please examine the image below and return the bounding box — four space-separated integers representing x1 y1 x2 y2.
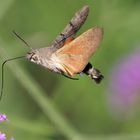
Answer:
108 48 140 118
0 114 7 123
0 132 6 140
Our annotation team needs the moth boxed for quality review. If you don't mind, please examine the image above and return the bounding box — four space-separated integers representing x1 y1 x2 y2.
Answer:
0 6 104 100
25 5 104 83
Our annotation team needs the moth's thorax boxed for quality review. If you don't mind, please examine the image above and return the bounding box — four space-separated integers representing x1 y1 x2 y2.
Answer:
26 48 65 74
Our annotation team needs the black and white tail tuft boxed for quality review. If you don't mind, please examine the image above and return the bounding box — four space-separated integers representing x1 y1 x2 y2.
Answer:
82 63 104 84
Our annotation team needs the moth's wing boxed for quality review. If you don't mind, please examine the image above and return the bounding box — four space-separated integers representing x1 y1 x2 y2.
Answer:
54 27 103 76
50 5 89 51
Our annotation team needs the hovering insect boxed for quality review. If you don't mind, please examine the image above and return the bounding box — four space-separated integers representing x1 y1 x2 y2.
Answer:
0 5 104 100
25 5 104 83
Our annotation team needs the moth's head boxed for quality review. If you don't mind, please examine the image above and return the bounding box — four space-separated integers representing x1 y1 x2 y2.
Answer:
26 50 41 64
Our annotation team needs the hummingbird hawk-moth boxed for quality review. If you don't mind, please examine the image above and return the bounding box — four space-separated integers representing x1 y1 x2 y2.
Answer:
26 5 104 83
0 5 104 100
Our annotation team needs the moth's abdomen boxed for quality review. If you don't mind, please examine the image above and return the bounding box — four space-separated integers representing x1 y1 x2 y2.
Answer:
82 63 104 83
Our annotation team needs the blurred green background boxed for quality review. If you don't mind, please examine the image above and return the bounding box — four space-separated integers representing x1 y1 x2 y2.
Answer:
0 0 140 140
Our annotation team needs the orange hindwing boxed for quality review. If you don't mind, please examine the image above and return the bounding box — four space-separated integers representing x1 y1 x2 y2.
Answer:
55 27 103 77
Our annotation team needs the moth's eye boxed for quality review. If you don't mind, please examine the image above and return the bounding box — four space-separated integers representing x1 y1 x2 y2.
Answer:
26 52 35 60
32 56 38 61
27 52 39 62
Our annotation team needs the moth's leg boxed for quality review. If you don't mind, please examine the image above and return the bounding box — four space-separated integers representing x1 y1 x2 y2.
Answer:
62 74 79 80
82 62 104 83
56 67 79 80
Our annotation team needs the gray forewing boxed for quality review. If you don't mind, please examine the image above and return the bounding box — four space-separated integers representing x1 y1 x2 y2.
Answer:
50 5 89 51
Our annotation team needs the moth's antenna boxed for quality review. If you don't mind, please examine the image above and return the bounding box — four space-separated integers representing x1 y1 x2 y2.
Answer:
0 56 25 101
12 31 32 50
